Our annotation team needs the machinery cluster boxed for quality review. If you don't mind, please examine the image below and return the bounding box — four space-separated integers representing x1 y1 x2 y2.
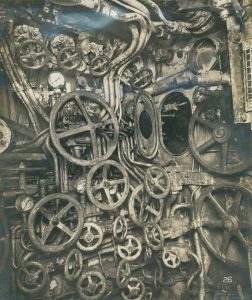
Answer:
0 0 252 299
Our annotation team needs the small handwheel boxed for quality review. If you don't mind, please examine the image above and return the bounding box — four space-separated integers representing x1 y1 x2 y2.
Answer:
113 215 128 242
16 261 48 294
129 185 164 227
131 68 153 90
87 160 129 210
90 55 111 76
121 277 145 300
77 223 103 252
116 259 132 288
118 235 142 261
17 39 48 70
145 166 170 199
50 91 119 166
57 46 82 70
144 223 164 251
196 183 252 268
77 271 106 300
28 193 84 253
64 248 83 281
188 98 252 174
162 250 180 269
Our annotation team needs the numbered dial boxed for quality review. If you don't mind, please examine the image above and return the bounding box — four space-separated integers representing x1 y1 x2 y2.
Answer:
48 71 65 89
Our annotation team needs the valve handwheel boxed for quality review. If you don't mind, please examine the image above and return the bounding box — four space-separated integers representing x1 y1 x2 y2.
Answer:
17 261 48 294
145 166 170 199
129 185 164 227
121 277 145 300
64 248 83 281
162 250 180 269
50 91 119 166
57 46 82 70
28 193 84 253
118 235 142 261
17 39 48 70
144 223 164 251
90 55 111 76
113 215 128 242
116 259 132 288
196 183 252 268
188 98 252 174
131 68 153 90
77 223 103 252
77 271 106 300
87 160 129 210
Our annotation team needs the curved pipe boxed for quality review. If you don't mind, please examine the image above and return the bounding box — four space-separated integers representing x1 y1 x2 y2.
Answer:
146 71 231 96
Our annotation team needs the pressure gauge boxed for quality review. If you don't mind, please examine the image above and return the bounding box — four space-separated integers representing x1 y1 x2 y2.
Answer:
0 118 12 155
48 71 65 89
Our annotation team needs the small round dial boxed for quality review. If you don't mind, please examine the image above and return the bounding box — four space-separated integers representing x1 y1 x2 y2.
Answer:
48 71 65 89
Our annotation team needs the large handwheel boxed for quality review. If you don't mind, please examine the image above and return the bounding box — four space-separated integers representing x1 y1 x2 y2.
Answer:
57 46 82 70
144 223 164 251
145 166 170 199
196 183 252 268
64 248 83 281
77 271 106 300
121 277 145 300
87 160 129 210
17 39 48 70
50 91 119 166
118 235 142 261
16 261 48 294
129 185 164 227
28 193 84 253
77 223 103 252
188 98 252 174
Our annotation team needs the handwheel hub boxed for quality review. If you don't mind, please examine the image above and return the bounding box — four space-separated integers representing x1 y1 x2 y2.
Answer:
85 232 94 242
147 232 154 240
51 216 59 225
213 125 231 143
222 216 238 231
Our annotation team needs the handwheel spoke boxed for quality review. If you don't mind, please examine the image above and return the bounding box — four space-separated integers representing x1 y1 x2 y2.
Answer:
219 231 231 255
104 188 114 204
233 230 248 249
75 96 92 123
109 178 126 186
40 224 54 244
239 222 252 229
39 207 54 220
146 205 159 217
57 222 74 237
90 130 99 158
197 137 216 154
56 202 73 220
207 193 227 217
57 125 91 140
156 183 165 192
91 182 104 191
221 142 228 170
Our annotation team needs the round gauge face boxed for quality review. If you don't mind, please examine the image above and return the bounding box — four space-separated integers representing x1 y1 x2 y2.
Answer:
0 118 12 154
48 71 65 89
